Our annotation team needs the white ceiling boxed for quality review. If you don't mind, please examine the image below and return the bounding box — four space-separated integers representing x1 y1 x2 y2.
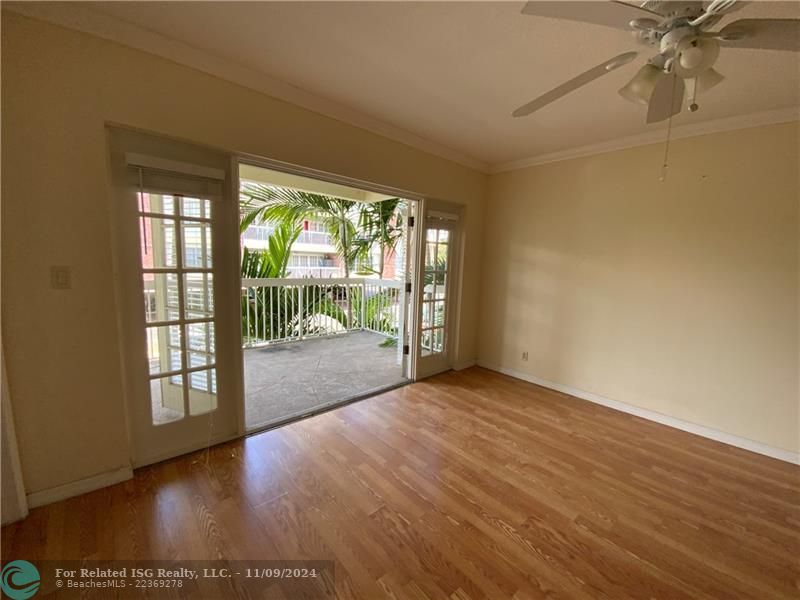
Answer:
14 1 800 170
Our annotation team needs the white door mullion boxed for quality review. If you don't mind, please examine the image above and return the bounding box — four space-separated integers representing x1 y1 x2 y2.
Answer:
172 195 191 415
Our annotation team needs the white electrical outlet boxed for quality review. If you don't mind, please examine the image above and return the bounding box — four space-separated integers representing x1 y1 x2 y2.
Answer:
522 351 528 361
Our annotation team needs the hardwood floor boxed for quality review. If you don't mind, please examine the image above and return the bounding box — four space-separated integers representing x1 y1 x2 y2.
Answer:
3 367 799 599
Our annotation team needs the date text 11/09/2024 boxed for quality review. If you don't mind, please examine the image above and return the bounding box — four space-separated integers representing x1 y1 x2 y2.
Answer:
54 568 320 579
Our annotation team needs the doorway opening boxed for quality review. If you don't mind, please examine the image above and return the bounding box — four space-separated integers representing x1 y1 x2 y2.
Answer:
238 163 415 431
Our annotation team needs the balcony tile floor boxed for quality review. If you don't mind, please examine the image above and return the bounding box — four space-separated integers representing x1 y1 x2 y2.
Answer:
244 330 407 430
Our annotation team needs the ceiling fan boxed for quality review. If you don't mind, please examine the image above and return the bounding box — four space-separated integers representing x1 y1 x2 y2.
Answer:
512 1 800 124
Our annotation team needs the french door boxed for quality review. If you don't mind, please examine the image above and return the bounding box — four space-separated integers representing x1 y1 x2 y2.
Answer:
413 205 460 378
111 142 240 467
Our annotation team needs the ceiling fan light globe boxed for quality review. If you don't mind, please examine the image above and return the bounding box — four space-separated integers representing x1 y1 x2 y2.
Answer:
618 64 663 105
679 46 705 70
674 38 720 77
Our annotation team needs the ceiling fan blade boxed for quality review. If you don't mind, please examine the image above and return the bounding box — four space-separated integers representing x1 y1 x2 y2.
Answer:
696 67 725 92
520 1 660 30
646 73 685 124
689 0 741 28
512 51 638 118
718 18 800 51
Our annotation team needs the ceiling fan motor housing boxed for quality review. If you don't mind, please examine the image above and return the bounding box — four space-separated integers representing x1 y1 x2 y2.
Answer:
660 25 697 53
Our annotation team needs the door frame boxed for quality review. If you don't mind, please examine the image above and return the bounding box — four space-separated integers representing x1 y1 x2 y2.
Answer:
109 127 456 466
107 128 242 468
411 199 464 379
232 154 426 424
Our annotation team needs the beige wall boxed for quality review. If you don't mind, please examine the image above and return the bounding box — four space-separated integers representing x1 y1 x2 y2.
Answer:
1 13 486 493
3 9 797 501
481 122 800 453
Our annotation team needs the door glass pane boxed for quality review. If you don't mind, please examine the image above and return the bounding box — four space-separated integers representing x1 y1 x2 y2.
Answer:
182 221 213 268
422 301 432 329
433 301 445 327
432 328 445 353
420 225 451 359
421 330 432 357
146 325 182 375
186 321 215 353
436 243 448 269
185 273 214 318
188 368 217 416
151 375 185 425
136 186 218 426
188 351 213 369
425 243 437 268
143 273 180 323
140 193 176 216
139 217 177 268
180 196 211 219
186 321 215 369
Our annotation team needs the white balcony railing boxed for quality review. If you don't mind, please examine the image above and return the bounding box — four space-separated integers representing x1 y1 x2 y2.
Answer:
241 278 403 348
145 277 403 352
296 230 332 245
242 225 333 247
286 266 341 278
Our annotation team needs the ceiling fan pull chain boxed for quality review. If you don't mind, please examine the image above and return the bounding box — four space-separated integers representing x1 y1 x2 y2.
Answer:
659 74 678 182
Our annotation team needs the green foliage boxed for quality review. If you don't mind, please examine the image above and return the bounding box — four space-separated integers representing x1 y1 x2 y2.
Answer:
240 183 369 277
424 254 448 285
348 286 400 336
240 183 404 278
357 198 404 277
239 185 405 346
240 222 347 343
241 221 299 279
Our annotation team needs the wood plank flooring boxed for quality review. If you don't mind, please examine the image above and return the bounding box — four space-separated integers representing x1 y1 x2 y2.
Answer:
3 367 799 598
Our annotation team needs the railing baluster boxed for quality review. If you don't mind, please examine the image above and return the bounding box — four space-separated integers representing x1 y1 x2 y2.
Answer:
360 281 366 332
276 286 281 342
245 287 251 347
241 278 402 348
298 285 304 339
254 285 260 345
269 287 274 343
285 284 288 341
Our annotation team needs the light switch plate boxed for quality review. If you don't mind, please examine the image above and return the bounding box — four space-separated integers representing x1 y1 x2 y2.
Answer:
50 266 72 289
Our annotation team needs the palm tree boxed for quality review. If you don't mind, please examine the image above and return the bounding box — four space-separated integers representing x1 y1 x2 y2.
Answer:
240 184 367 278
357 198 404 278
240 221 346 343
240 183 404 337
240 220 299 280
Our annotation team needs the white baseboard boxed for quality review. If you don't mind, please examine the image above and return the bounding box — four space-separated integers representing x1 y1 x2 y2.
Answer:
26 465 133 509
477 362 800 465
453 359 477 371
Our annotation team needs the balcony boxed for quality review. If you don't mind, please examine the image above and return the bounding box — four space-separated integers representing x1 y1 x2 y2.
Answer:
240 277 407 429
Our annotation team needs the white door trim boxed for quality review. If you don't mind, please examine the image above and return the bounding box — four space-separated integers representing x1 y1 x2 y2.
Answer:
413 200 463 379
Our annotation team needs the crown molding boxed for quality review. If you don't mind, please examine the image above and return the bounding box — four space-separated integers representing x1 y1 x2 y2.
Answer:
490 107 800 173
3 3 490 173
6 5 798 177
